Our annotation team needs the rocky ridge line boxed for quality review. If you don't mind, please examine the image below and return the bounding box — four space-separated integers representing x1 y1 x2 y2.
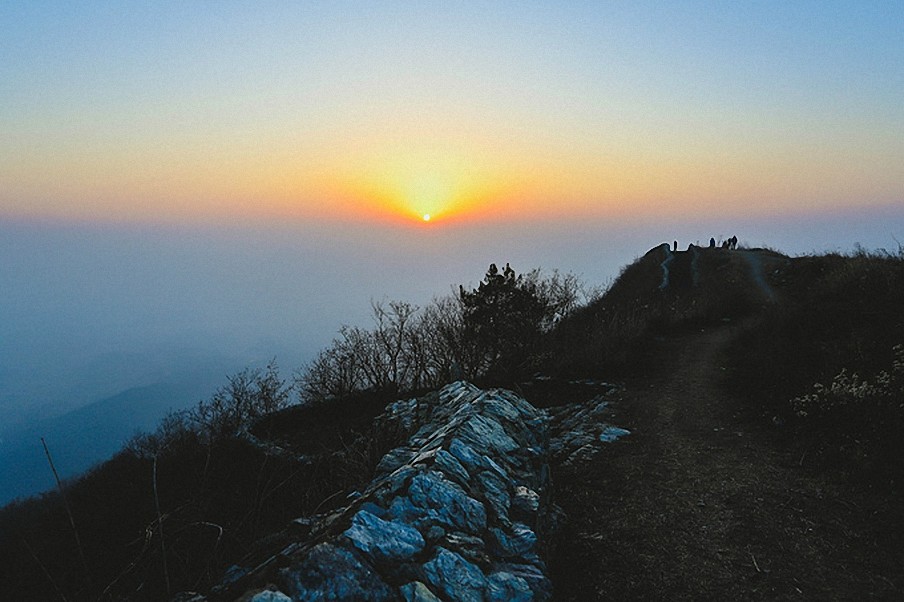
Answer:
182 380 626 602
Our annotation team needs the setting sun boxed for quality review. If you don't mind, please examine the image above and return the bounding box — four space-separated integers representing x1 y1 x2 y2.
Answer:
328 144 512 225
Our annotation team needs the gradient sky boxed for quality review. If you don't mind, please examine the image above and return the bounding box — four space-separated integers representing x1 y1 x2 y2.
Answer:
2 1 902 226
3 2 904 422
4 2 904 501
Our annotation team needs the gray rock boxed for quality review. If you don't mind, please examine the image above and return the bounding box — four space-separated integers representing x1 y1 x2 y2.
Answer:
599 426 631 442
213 383 557 601
475 470 511 518
448 438 488 473
387 495 441 531
491 523 538 558
357 501 388 518
423 547 487 602
512 486 540 515
434 449 471 485
399 581 442 602
375 447 417 475
492 562 552 600
279 542 394 602
448 438 512 481
398 471 487 534
482 453 512 481
425 524 446 542
343 509 425 562
371 465 417 505
459 414 519 456
440 531 491 567
487 571 533 602
481 398 526 423
249 591 293 602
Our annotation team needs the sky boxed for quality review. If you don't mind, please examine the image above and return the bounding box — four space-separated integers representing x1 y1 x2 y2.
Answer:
2 2 904 430
3 1 902 226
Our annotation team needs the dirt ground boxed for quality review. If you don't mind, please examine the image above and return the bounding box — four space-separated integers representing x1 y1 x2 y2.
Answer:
549 324 904 600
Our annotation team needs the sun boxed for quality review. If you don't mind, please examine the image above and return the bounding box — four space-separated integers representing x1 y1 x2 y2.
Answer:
422 213 431 222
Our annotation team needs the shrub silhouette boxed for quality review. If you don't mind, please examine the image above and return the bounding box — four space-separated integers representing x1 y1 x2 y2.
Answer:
296 264 590 404
126 361 291 458
460 263 550 379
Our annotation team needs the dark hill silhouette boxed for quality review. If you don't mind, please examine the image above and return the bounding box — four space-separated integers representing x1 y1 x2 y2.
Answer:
2 243 903 600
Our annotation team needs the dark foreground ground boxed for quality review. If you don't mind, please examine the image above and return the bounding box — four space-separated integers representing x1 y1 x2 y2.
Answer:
550 324 904 600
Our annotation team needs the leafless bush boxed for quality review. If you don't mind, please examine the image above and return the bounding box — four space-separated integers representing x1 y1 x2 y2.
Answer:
791 344 904 419
126 362 292 457
296 265 592 404
193 361 291 441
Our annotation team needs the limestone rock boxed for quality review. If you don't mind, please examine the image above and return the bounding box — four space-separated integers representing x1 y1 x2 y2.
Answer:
279 543 393 602
487 571 534 602
394 471 487 534
249 591 293 602
599 426 631 442
343 509 425 562
423 547 487 602
399 581 442 602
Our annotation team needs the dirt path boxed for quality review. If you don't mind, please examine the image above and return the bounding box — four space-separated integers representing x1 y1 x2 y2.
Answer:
550 325 903 600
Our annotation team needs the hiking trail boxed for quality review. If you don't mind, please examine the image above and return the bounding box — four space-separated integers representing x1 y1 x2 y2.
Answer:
550 323 902 600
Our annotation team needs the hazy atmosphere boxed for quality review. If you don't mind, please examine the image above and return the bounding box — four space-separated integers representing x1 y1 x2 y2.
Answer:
2 1 903 503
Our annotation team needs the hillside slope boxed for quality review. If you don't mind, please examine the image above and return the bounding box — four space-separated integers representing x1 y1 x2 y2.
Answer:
548 245 904 599
552 322 903 599
2 244 902 601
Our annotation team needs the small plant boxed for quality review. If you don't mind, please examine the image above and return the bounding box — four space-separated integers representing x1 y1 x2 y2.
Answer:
787 344 904 487
791 344 904 419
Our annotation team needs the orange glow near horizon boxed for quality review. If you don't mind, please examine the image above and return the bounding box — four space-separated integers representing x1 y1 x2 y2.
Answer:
3 4 903 230
3 124 902 229
309 142 534 227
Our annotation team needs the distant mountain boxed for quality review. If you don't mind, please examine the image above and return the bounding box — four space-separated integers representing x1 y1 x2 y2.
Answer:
0 375 225 505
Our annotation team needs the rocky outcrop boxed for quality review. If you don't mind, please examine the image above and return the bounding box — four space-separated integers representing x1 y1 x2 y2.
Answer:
548 391 629 469
195 381 626 601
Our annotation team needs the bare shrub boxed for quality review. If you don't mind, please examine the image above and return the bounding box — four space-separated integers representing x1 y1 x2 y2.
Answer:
193 361 291 441
126 362 292 457
791 344 904 419
295 265 592 403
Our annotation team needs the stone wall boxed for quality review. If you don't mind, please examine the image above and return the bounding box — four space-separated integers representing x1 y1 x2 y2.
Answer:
188 380 627 602
212 382 553 601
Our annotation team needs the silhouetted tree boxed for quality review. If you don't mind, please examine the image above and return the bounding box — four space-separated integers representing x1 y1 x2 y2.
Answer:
296 265 592 402
459 263 549 378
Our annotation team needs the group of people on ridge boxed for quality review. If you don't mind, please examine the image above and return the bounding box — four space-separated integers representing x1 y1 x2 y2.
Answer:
672 235 739 252
710 235 739 250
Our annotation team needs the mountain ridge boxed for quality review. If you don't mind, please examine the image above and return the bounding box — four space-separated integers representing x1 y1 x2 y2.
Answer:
2 243 903 600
